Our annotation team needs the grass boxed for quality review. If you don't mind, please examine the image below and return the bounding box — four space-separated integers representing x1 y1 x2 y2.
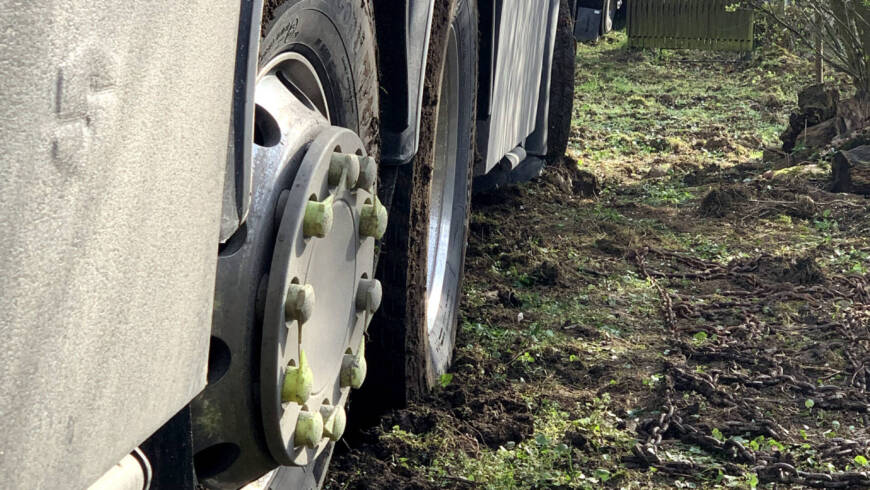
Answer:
568 32 810 181
327 29 870 490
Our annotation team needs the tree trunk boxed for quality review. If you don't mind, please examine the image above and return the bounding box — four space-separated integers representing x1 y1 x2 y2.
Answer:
832 144 870 194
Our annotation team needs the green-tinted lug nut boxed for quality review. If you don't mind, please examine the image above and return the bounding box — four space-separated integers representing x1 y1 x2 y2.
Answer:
319 404 347 441
282 350 313 404
355 278 382 315
356 155 377 192
303 197 333 238
294 410 324 448
340 342 367 389
285 283 315 324
359 197 387 240
328 153 360 189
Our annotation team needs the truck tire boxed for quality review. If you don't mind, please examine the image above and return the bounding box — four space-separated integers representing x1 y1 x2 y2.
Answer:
365 0 479 408
546 0 577 164
261 0 379 155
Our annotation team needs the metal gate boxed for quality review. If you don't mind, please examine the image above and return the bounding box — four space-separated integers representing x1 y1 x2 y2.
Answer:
628 0 754 51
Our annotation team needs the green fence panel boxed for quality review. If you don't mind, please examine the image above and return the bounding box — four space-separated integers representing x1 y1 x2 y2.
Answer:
628 0 754 52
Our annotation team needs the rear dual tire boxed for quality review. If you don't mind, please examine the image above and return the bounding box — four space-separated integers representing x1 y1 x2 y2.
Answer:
364 0 479 408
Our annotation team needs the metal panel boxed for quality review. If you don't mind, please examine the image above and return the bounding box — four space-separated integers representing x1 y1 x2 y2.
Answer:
377 0 435 165
0 1 239 488
628 0 754 52
482 0 554 173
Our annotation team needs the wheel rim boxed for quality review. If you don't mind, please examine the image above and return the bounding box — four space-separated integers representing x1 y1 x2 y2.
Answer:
261 52 331 123
426 25 461 336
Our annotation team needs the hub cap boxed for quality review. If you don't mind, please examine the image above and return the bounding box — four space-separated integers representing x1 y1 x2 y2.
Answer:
261 127 380 466
190 48 385 488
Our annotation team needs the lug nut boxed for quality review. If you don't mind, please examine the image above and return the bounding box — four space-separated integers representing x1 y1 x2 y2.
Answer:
356 155 377 192
355 279 382 314
328 153 360 189
285 283 315 324
359 197 388 240
294 410 324 448
282 350 313 404
319 404 347 441
303 197 333 238
340 342 367 389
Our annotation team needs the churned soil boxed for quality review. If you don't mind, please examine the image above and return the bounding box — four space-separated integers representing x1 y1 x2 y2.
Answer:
328 33 870 489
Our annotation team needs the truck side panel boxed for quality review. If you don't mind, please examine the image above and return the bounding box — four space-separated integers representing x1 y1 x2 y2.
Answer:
0 1 239 488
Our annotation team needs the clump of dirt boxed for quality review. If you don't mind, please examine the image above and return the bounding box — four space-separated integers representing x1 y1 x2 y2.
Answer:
531 260 561 286
544 161 601 197
699 185 749 217
792 193 817 218
730 254 826 286
595 228 640 256
329 447 444 490
784 255 826 284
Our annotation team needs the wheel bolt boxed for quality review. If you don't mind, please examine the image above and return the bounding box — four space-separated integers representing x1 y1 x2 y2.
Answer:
303 197 333 238
340 341 367 389
356 155 377 192
319 404 347 441
285 283 315 324
359 197 387 240
294 410 324 448
282 350 313 404
328 153 360 189
355 279 382 314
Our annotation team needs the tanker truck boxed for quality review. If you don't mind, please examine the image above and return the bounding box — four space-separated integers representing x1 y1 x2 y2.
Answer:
0 0 592 487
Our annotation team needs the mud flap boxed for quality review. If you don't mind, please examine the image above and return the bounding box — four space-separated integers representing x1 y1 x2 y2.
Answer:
574 7 601 41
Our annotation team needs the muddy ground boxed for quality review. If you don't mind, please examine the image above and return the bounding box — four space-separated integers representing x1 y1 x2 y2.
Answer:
327 33 870 489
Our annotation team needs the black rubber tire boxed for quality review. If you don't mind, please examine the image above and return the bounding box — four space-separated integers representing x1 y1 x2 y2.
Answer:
546 0 577 165
260 0 379 156
613 0 627 31
364 0 479 409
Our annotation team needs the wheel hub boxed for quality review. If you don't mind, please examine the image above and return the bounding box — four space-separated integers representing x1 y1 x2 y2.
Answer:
190 48 386 488
261 127 385 466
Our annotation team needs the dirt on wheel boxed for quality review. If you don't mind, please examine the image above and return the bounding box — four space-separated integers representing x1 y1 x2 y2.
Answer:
327 33 870 489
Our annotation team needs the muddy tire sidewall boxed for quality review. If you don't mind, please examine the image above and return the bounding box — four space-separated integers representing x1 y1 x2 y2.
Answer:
260 0 379 156
546 0 577 164
365 0 479 409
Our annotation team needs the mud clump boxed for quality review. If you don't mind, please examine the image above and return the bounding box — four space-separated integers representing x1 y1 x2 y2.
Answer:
382 409 438 435
791 194 817 219
532 260 561 285
545 162 601 197
732 254 826 287
571 169 601 196
497 288 523 308
594 226 640 257
783 255 826 285
466 396 534 449
699 185 749 217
